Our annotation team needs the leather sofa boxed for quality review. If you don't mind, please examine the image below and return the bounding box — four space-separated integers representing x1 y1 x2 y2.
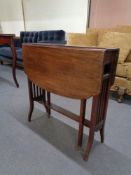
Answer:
0 30 66 87
67 25 131 102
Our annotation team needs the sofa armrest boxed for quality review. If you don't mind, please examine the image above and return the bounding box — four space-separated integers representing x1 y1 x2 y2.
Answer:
126 50 131 62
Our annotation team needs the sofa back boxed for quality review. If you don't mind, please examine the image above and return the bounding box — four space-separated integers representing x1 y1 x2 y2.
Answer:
20 31 38 45
86 26 131 63
37 30 66 44
20 30 66 45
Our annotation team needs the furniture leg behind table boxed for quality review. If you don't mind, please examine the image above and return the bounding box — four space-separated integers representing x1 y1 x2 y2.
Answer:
28 79 48 122
0 34 19 87
10 40 19 87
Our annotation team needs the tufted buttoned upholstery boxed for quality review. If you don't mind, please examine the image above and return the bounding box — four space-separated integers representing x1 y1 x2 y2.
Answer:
0 30 66 64
20 31 38 45
37 30 66 44
0 30 66 88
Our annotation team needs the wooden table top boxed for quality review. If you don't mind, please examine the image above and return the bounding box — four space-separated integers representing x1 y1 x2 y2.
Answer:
23 44 119 99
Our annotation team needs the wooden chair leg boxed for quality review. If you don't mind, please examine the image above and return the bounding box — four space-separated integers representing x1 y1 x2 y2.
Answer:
77 99 86 148
28 79 34 122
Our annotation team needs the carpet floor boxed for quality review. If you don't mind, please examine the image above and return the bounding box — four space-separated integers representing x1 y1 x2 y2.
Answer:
0 64 131 175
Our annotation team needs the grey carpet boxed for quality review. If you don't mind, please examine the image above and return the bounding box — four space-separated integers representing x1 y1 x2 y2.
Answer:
0 64 131 175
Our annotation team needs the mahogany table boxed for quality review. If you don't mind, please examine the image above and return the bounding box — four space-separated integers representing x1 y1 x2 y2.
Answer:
0 34 19 87
23 44 119 160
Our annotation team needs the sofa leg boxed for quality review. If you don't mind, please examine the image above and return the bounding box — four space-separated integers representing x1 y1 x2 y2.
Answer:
0 60 3 65
117 87 126 103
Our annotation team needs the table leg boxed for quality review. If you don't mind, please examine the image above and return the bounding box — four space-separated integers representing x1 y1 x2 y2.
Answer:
28 79 34 122
77 99 86 147
83 78 110 160
83 96 99 160
47 91 51 117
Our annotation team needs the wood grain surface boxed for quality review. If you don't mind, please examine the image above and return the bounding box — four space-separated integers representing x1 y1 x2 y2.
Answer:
23 44 119 99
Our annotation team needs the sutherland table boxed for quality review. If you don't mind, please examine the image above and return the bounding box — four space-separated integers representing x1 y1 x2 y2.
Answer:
23 44 119 161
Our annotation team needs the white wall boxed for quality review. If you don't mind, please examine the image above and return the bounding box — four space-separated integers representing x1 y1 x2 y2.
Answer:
23 0 89 33
0 0 24 36
0 0 89 35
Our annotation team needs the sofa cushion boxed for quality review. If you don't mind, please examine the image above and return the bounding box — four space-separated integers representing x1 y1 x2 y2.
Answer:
116 63 127 78
87 28 115 44
0 47 12 58
0 47 22 62
37 30 66 44
113 77 127 89
127 80 131 95
87 26 131 43
98 32 131 63
116 62 131 79
115 25 131 33
67 32 98 46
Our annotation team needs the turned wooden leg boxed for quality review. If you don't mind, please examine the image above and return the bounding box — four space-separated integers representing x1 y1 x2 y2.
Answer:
28 79 34 122
117 87 126 103
77 99 86 148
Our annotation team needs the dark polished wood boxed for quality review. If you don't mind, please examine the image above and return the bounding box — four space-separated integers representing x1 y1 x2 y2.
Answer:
78 99 86 147
23 44 109 99
23 44 119 161
0 34 19 87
